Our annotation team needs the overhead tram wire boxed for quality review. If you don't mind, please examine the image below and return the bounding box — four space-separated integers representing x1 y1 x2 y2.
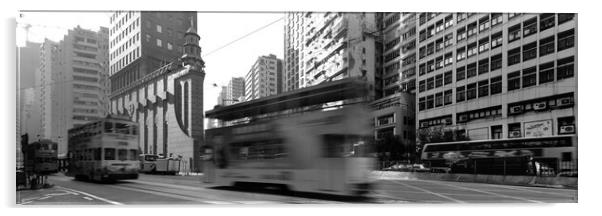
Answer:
202 16 284 58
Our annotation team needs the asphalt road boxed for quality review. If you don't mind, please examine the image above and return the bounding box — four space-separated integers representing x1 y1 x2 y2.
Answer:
16 173 577 205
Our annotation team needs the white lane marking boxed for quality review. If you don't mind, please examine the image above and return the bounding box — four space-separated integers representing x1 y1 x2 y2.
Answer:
477 183 577 197
20 201 33 205
83 197 93 201
110 184 238 204
56 186 123 205
385 179 466 203
423 180 544 203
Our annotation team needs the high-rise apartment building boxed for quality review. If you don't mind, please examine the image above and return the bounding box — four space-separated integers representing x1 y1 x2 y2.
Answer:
18 41 42 139
284 12 378 95
244 54 283 101
108 11 197 110
227 77 245 104
415 13 577 157
37 26 110 155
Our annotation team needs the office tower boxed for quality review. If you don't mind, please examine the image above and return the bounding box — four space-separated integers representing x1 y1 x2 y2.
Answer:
244 54 283 101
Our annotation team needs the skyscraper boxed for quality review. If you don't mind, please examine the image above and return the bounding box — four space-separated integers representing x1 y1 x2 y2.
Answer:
245 54 283 101
227 77 245 104
37 26 110 155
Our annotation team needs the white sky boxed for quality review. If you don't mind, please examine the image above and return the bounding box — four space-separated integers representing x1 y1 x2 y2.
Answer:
16 11 284 115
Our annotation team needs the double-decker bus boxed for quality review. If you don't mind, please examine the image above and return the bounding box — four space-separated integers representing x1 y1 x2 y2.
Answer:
203 78 375 196
66 115 140 181
24 139 59 175
421 135 577 175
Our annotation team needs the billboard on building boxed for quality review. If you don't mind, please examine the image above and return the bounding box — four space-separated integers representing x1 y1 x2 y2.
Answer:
524 119 553 138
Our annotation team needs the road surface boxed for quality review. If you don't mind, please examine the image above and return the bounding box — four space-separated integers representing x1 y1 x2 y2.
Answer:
16 173 577 204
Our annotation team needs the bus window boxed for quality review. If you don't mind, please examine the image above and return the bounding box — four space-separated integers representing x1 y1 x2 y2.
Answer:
118 149 128 161
129 150 138 161
105 148 116 160
94 148 101 160
115 122 130 134
105 122 114 133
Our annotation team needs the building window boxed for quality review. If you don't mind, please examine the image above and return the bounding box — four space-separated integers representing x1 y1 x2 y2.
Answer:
466 83 477 100
419 63 426 76
467 22 477 38
508 123 522 138
435 92 443 107
522 42 537 61
456 47 466 61
427 77 434 90
156 25 162 33
419 46 426 59
145 34 151 42
426 95 434 109
508 47 521 66
427 25 435 38
558 13 575 25
466 62 477 78
435 74 443 88
490 76 502 95
478 79 489 97
167 42 173 50
427 42 434 56
444 15 453 29
478 36 490 53
491 125 503 139
491 13 503 27
467 42 477 58
156 39 162 47
523 17 538 38
419 97 426 111
456 66 466 81
435 56 444 69
558 116 576 135
427 60 435 73
444 89 453 105
490 54 502 71
444 33 454 47
508 71 521 91
539 61 555 84
444 71 452 85
491 31 502 49
435 20 445 34
557 29 575 51
419 80 426 92
457 27 466 42
522 66 537 88
478 58 489 74
419 29 427 42
508 13 520 20
539 13 555 31
557 56 575 80
457 13 467 23
539 35 555 57
444 52 453 66
478 15 490 32
508 23 521 43
456 86 466 102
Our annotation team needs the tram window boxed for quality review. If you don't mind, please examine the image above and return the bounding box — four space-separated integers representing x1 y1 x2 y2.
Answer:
561 152 572 162
105 122 114 133
105 148 116 160
129 150 138 160
115 122 130 134
118 149 128 161
94 148 101 160
322 135 372 157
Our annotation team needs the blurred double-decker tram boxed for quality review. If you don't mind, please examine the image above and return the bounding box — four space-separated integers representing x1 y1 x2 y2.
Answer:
203 78 376 197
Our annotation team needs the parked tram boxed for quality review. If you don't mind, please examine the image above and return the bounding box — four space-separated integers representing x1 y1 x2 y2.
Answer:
66 115 140 181
203 78 375 196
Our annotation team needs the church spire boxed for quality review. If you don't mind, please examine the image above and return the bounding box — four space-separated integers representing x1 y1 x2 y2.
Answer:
180 15 204 69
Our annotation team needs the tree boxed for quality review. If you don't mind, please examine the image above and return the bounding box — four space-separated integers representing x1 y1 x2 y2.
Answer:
416 126 469 158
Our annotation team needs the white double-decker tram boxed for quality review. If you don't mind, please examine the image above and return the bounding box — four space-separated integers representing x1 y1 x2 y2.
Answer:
203 78 376 196
67 115 140 181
